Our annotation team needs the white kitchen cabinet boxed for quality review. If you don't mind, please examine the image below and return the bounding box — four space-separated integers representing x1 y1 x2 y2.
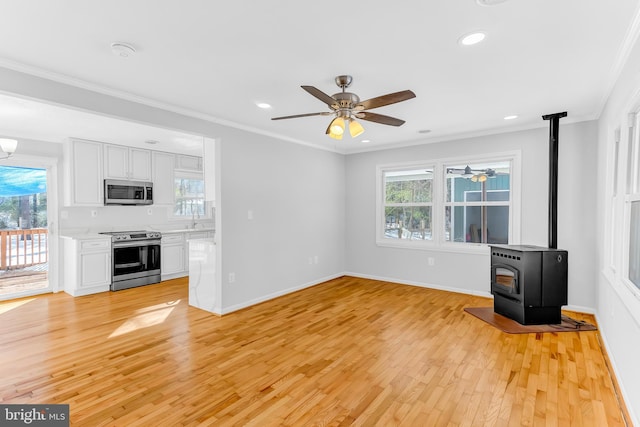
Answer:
175 154 203 172
152 151 176 205
64 138 104 206
63 236 111 296
161 233 186 278
104 144 152 181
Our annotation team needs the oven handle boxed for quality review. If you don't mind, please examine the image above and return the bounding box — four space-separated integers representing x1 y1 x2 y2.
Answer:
116 262 143 268
112 238 161 248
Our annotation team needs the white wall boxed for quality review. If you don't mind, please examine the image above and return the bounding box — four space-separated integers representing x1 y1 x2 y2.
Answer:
345 121 598 310
217 127 346 312
595 25 640 425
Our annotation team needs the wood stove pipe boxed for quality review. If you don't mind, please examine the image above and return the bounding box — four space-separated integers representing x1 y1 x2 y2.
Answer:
542 111 567 249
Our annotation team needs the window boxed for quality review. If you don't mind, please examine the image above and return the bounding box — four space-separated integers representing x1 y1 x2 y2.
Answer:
444 161 511 244
383 168 433 241
629 201 640 288
625 113 640 292
377 154 517 249
174 172 205 217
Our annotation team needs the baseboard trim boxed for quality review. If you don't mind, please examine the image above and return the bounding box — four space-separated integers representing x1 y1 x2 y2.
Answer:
343 271 494 299
219 273 345 315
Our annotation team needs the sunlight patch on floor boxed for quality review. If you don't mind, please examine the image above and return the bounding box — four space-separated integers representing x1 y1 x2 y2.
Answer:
108 300 180 338
0 297 35 315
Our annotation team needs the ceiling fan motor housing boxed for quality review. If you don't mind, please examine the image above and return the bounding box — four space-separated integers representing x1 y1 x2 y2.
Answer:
332 92 360 109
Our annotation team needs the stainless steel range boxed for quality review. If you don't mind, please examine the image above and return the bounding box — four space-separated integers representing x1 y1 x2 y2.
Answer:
100 230 162 291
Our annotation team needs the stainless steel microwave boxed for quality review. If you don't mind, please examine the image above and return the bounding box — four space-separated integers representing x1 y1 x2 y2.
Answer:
104 179 153 205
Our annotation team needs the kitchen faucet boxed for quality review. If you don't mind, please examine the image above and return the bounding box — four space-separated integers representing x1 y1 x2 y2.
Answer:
191 210 200 228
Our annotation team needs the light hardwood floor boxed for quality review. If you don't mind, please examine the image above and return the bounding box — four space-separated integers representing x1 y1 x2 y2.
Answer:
0 276 629 426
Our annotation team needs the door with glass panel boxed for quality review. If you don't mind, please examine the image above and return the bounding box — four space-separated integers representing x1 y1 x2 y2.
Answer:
0 165 50 299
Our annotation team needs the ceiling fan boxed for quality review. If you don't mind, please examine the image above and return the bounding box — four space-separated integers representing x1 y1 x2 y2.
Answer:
446 166 499 182
271 75 416 140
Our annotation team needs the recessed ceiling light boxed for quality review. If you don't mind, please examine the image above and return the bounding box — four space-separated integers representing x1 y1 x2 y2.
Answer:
110 42 136 57
418 129 432 134
504 115 518 120
256 102 272 109
361 139 371 143
459 32 486 46
145 140 159 145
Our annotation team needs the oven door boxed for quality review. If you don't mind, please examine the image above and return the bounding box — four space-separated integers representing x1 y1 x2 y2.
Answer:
491 264 519 298
112 239 161 284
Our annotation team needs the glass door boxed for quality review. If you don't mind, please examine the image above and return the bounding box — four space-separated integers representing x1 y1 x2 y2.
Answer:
0 164 52 300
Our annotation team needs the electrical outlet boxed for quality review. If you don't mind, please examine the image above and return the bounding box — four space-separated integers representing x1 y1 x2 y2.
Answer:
228 273 236 283
428 257 435 266
90 210 98 218
314 255 319 264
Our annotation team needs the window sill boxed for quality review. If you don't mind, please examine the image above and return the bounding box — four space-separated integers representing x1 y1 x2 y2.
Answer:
376 239 492 255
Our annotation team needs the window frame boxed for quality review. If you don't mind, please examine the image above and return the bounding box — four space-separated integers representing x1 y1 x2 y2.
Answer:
376 151 521 253
621 112 640 297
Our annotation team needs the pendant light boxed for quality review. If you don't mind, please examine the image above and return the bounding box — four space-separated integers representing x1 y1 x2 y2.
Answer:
0 138 18 160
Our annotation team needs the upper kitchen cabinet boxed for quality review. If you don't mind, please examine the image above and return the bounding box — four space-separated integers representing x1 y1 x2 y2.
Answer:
104 144 152 181
63 138 104 206
175 154 203 172
152 151 176 205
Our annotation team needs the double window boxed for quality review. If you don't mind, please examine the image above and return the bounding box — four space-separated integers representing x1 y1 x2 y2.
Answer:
377 154 518 250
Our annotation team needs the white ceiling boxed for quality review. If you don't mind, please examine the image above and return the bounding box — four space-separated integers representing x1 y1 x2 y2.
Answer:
0 0 638 155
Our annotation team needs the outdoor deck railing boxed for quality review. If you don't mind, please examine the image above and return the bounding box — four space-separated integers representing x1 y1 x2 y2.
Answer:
0 228 48 270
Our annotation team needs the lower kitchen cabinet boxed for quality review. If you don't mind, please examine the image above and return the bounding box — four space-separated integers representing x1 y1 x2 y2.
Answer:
62 236 112 296
161 233 186 279
161 230 214 280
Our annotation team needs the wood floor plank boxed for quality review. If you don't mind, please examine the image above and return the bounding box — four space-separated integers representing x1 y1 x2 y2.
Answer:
0 276 628 426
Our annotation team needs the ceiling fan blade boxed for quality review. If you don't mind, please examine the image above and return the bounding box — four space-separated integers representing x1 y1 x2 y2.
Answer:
356 90 416 111
301 86 339 109
271 112 331 120
358 111 406 126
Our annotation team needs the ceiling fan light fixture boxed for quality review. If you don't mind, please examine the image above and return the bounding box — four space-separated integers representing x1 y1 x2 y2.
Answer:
327 131 343 139
349 119 365 138
328 117 345 138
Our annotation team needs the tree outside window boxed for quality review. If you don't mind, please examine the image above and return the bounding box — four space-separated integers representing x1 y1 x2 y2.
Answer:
383 168 433 240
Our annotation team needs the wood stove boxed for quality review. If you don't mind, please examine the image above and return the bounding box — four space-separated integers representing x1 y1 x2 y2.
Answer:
490 244 567 324
488 112 569 325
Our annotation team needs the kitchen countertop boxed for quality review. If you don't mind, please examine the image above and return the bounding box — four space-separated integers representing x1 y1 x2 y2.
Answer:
60 225 214 240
